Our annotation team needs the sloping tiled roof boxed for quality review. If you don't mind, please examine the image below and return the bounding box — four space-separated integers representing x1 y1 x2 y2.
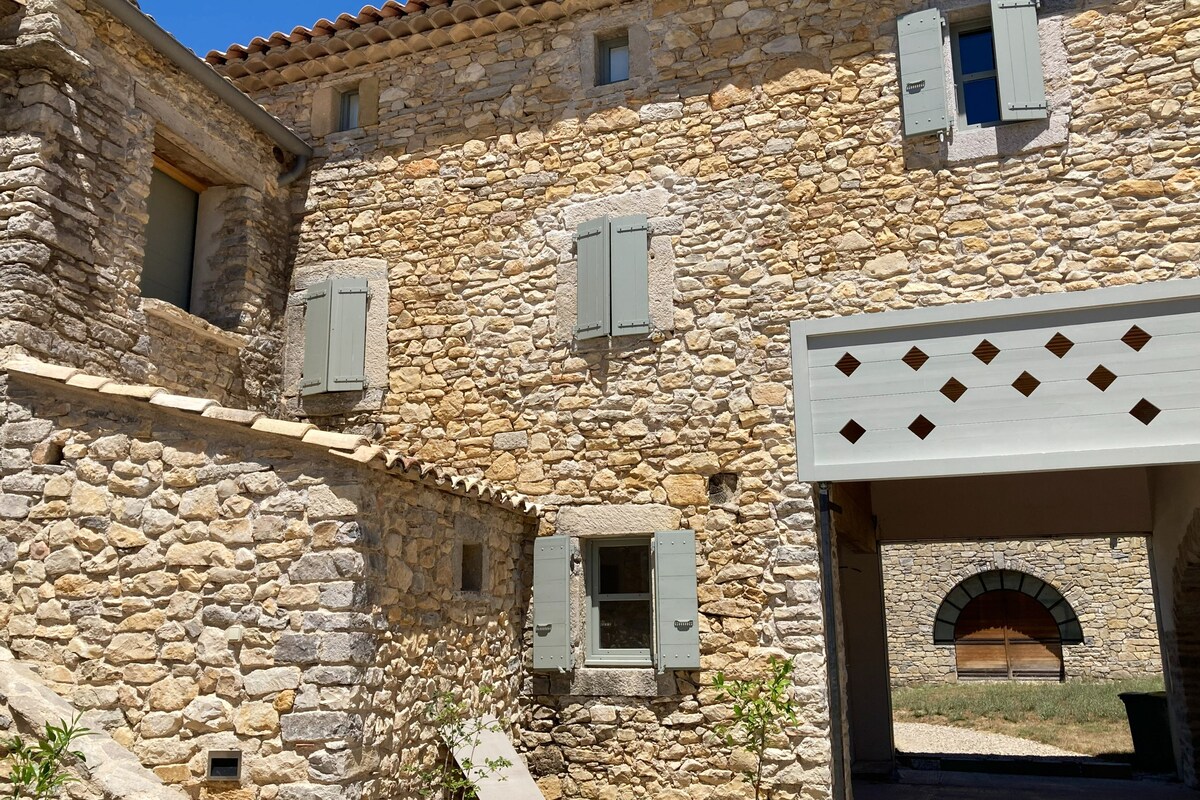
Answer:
205 0 595 91
1 357 540 517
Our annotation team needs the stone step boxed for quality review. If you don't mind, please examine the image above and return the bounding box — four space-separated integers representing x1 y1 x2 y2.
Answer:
444 716 545 799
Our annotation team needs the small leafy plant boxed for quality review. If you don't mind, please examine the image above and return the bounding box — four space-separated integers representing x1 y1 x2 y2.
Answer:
712 656 800 800
2 714 93 800
407 686 512 800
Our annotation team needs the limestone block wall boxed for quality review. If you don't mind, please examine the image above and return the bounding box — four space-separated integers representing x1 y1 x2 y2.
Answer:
881 538 1163 684
0 0 293 409
223 0 1200 795
0 369 537 800
0 646 187 800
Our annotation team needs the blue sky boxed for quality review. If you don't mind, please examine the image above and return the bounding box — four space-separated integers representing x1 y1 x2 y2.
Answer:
140 1 349 56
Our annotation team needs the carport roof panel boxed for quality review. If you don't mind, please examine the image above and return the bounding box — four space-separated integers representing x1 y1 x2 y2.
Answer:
791 279 1200 482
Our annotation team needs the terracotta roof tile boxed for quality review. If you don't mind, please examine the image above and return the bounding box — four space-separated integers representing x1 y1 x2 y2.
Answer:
1 357 540 517
206 0 580 91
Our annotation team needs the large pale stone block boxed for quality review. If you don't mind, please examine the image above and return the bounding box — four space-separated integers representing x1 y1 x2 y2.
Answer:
243 666 303 696
279 711 362 743
556 504 682 537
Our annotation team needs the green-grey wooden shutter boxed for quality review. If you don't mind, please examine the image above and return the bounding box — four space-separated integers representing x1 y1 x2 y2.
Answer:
897 8 949 138
575 217 610 340
141 168 199 311
533 536 573 671
991 0 1047 121
609 215 651 337
327 277 368 392
653 530 700 671
301 280 332 396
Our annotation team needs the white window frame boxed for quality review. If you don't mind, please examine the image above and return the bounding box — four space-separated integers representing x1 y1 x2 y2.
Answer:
586 537 654 667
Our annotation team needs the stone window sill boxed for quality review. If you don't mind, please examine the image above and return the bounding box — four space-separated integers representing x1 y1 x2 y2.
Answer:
941 111 1068 165
537 667 679 698
285 388 385 417
142 298 248 350
584 80 640 101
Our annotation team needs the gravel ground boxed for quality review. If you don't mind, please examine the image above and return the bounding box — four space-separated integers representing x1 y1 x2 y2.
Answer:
893 721 1084 757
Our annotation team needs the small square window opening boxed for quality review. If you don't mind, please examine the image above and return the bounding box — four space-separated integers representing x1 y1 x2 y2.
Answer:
461 542 484 593
951 24 1001 127
207 751 241 782
339 89 360 132
596 33 630 86
587 538 652 665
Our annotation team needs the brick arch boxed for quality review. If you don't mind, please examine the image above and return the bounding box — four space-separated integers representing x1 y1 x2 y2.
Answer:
932 569 1084 645
1169 509 1200 785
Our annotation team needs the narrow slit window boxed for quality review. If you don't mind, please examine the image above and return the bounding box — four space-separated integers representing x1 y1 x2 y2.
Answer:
951 25 1001 127
597 33 630 86
461 543 484 593
339 89 360 131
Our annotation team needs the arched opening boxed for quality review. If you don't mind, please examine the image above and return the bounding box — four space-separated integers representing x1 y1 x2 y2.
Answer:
954 590 1064 680
933 569 1083 681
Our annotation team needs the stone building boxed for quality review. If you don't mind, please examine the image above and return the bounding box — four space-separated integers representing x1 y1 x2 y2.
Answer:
0 0 308 408
882 537 1162 684
0 0 1199 799
0 357 538 800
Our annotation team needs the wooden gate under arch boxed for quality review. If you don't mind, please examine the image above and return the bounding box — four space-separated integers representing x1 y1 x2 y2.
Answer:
954 589 1064 680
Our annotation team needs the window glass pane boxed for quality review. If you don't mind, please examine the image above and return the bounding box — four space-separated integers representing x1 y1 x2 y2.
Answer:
608 44 630 83
958 29 995 75
340 91 360 131
597 544 649 594
963 77 1001 126
598 600 652 649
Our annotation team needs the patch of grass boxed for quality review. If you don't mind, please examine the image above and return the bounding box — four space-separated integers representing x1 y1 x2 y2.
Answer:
892 677 1165 757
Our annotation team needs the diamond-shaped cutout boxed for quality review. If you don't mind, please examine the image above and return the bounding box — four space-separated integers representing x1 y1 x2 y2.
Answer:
836 352 861 377
908 415 936 440
940 378 968 403
840 420 866 444
1045 333 1074 358
902 346 930 371
973 339 1000 365
1123 325 1152 352
1130 399 1160 425
1012 371 1041 397
1088 365 1117 392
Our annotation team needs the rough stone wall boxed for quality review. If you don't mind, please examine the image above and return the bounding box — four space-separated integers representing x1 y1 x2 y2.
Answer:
0 647 187 800
232 0 1199 796
881 538 1163 684
0 0 292 409
0 372 535 800
142 300 256 409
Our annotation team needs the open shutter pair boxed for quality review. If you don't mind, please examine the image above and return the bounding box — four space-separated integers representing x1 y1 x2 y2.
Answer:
531 530 700 672
898 0 1047 138
575 215 651 340
301 278 368 396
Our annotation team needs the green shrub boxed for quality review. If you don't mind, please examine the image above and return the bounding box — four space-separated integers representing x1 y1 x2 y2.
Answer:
406 687 512 800
2 714 93 800
713 656 800 800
